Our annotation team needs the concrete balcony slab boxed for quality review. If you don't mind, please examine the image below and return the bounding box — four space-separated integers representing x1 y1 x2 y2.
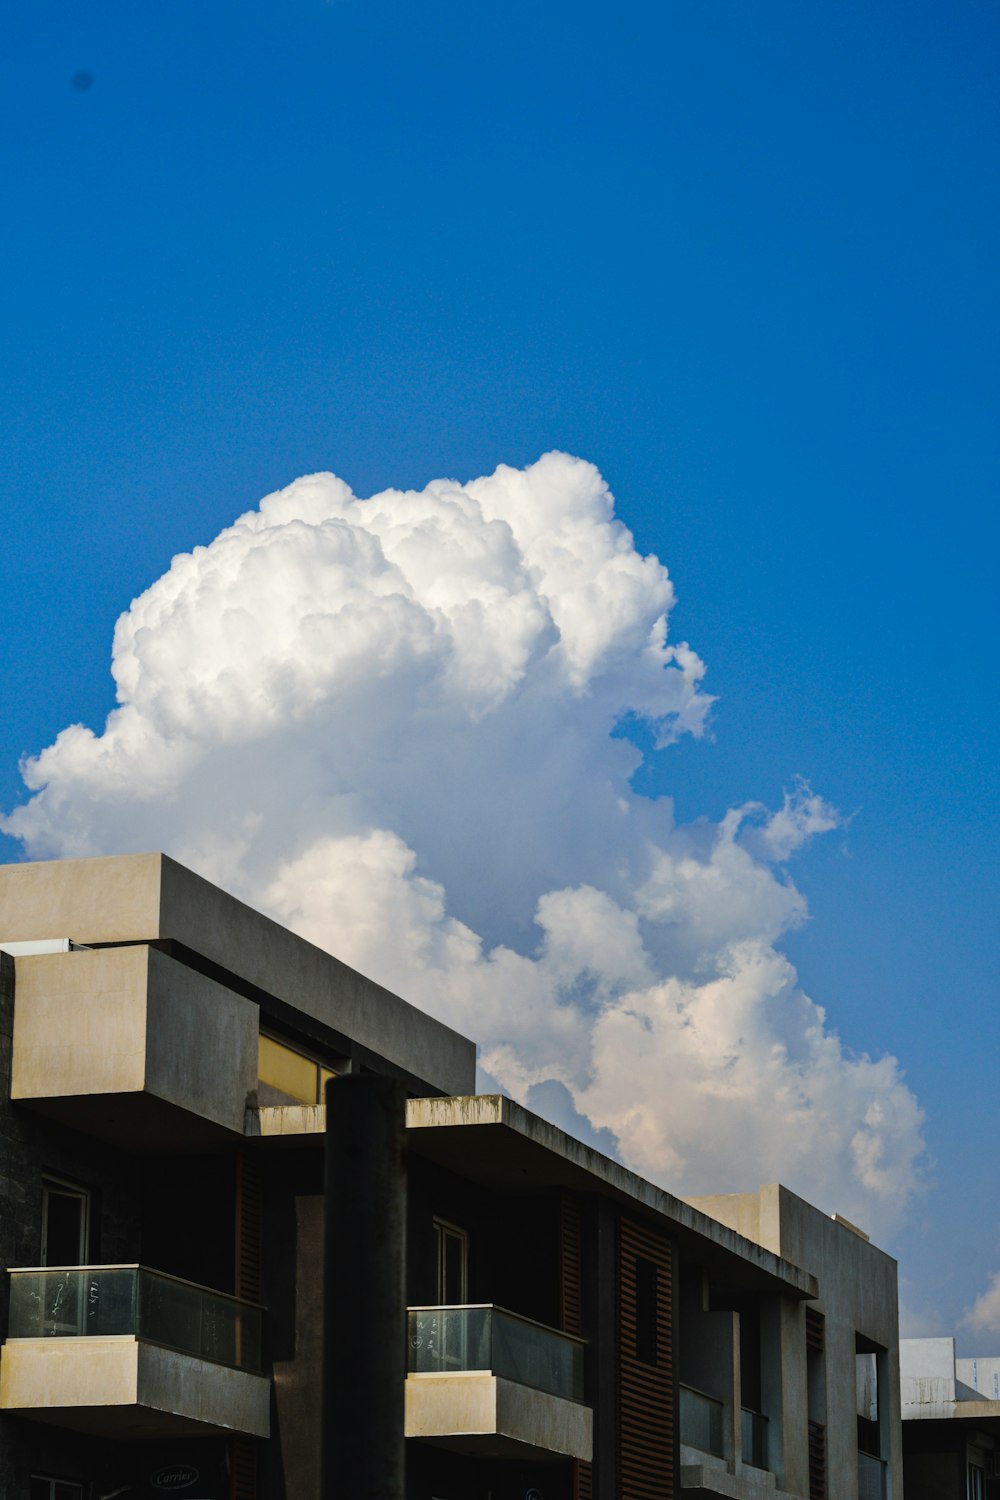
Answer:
405 1371 592 1463
11 944 257 1147
0 1337 270 1440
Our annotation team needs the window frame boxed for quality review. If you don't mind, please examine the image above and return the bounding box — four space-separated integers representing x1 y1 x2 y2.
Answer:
433 1217 469 1305
40 1175 90 1267
258 1029 341 1106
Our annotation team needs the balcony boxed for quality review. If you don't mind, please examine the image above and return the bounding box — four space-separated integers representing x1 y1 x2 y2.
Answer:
405 1305 592 1463
679 1384 724 1458
858 1451 887 1500
0 1266 269 1439
9 945 257 1148
741 1406 768 1469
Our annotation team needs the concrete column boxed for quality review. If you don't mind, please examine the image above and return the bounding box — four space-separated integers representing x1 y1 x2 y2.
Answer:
322 1074 407 1500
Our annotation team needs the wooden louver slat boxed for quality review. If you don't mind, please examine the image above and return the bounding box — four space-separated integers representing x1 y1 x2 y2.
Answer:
560 1195 594 1500
229 1437 257 1500
807 1418 827 1499
617 1219 675 1500
235 1149 262 1303
231 1151 262 1500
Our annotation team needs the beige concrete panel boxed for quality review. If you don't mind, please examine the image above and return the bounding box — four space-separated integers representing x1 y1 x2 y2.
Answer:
406 1371 499 1437
0 853 162 944
144 944 257 1133
12 946 148 1099
687 1194 764 1249
405 1373 592 1462
258 1104 326 1136
13 945 256 1134
136 1343 270 1437
0 1338 141 1410
0 1339 269 1438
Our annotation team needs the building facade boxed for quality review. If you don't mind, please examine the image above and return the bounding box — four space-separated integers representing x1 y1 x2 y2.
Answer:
0 853 903 1499
900 1336 1000 1497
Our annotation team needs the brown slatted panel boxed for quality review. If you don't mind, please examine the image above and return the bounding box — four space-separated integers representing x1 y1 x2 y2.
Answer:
233 1148 262 1428
807 1419 826 1499
618 1219 675 1500
235 1149 262 1302
560 1196 594 1500
560 1195 584 1335
229 1437 257 1500
574 1459 594 1500
805 1307 825 1353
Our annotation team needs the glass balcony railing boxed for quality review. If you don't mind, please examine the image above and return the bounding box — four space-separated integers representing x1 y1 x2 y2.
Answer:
679 1384 724 1457
6 1266 262 1373
857 1451 887 1500
741 1407 768 1469
407 1305 585 1403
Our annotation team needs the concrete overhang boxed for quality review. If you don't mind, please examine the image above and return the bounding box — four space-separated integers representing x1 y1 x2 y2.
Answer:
405 1372 592 1463
10 944 256 1149
255 1103 327 1139
252 1095 816 1299
680 1463 802 1498
903 1399 1000 1423
405 1097 818 1300
0 852 475 1097
0 1337 270 1439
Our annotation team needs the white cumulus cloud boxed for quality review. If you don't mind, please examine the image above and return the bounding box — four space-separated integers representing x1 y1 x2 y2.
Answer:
962 1274 1000 1337
2 451 924 1240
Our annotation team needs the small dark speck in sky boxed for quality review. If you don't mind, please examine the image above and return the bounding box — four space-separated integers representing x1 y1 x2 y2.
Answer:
71 72 94 92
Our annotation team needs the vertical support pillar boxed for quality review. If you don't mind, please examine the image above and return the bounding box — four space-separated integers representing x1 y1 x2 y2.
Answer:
322 1075 407 1500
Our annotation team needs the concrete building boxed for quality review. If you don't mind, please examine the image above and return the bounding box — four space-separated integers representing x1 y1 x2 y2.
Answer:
0 852 904 1499
900 1336 1000 1497
685 1189 903 1500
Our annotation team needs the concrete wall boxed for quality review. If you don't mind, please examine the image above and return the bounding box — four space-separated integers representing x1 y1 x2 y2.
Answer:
688 1185 904 1500
956 1353 1000 1402
11 944 257 1134
901 1336 959 1411
0 853 475 1096
0 854 164 945
145 946 257 1132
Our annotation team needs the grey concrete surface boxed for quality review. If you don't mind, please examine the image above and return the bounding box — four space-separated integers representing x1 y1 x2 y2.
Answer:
0 853 475 1096
688 1185 903 1500
11 944 256 1135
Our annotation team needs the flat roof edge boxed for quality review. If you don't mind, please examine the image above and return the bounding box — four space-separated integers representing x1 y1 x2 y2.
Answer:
407 1095 817 1298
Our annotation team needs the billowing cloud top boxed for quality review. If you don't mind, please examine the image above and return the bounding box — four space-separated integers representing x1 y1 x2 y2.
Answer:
3 452 924 1239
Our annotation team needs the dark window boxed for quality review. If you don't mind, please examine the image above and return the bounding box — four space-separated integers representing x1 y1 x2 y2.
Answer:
41 1178 89 1266
434 1219 468 1304
635 1256 658 1365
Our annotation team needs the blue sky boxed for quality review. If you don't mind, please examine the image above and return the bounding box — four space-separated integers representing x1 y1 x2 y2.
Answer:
2 0 998 1341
